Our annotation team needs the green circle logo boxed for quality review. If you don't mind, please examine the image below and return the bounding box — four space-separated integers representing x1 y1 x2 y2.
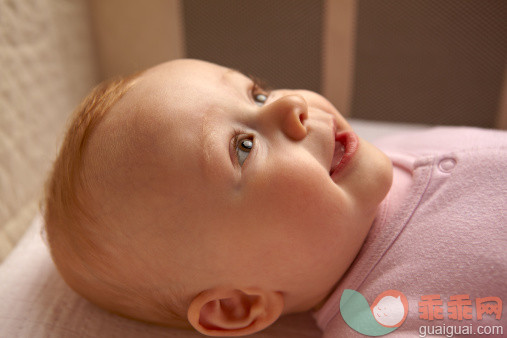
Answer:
340 289 408 336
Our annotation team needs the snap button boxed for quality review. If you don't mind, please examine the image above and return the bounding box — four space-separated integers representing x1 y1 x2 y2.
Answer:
438 158 456 173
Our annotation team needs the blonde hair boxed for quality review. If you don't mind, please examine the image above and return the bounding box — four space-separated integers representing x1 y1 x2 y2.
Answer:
42 73 189 327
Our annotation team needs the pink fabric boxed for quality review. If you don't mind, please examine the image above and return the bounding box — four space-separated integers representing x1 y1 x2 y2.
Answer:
314 127 507 337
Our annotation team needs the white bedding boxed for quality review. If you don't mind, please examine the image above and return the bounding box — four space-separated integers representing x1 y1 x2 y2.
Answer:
0 120 426 338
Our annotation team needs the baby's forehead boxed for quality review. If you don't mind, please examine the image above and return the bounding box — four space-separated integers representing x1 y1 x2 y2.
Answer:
88 59 246 183
88 65 216 169
142 59 231 84
108 60 245 136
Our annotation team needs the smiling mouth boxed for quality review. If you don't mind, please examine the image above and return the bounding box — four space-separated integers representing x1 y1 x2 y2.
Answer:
329 131 358 177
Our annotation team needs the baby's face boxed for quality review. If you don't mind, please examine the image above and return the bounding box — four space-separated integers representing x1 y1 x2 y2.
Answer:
89 59 392 312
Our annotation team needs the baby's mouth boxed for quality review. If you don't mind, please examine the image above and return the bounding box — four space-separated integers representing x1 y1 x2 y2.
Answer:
329 140 345 175
329 131 358 177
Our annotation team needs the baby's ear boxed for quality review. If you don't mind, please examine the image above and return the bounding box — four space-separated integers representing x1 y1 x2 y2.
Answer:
187 287 284 336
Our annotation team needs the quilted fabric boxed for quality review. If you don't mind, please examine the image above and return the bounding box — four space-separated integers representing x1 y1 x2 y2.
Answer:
0 0 99 262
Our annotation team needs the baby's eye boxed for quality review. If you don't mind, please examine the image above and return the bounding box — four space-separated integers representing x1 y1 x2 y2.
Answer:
236 136 253 166
250 76 270 106
253 93 268 106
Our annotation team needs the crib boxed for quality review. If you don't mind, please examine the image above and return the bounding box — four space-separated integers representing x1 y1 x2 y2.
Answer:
1 1 505 337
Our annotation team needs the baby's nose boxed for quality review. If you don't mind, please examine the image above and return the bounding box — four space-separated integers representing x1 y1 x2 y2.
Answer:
259 94 308 140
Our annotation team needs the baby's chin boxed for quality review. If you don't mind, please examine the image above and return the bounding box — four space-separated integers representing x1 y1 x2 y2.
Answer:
337 136 393 210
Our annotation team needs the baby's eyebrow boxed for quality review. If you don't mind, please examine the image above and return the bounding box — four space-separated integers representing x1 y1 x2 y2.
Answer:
199 109 224 181
220 68 245 84
226 68 243 76
198 97 239 186
225 68 272 91
200 111 213 170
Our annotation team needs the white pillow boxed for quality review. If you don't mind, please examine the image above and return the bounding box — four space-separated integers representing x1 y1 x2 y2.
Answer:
0 215 321 337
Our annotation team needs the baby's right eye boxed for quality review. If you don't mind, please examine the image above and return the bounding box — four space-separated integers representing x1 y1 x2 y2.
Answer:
235 136 253 166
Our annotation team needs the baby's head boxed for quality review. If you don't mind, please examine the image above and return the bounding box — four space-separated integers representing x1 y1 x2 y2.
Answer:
44 59 392 336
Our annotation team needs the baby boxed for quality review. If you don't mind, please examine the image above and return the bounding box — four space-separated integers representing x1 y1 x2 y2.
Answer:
43 59 506 337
